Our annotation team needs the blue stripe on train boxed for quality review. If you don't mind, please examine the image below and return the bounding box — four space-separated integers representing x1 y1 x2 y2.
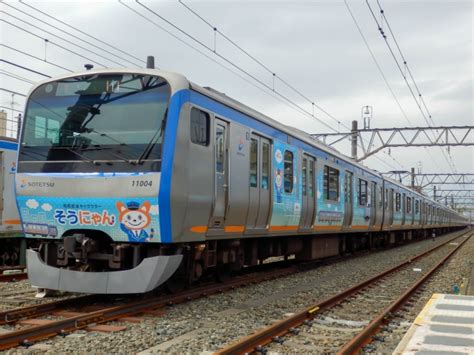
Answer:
160 88 382 243
0 140 18 151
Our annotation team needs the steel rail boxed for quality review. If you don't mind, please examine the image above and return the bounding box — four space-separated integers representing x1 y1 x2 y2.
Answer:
337 231 472 354
0 265 298 350
0 295 98 325
215 229 470 355
0 266 26 272
0 272 27 283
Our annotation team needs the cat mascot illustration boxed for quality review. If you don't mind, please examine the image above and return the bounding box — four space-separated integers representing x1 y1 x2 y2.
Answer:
116 201 155 242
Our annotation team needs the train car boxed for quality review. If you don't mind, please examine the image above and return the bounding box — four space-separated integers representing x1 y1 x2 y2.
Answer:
16 66 468 294
0 136 24 266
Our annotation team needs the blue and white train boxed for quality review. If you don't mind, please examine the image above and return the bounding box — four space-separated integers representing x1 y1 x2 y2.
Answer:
0 136 23 266
16 66 468 294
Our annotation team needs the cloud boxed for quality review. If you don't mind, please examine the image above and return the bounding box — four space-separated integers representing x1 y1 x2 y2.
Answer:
26 199 39 209
41 203 52 212
149 205 159 216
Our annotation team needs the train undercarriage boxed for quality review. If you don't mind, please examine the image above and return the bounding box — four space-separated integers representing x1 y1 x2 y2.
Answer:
28 226 465 294
0 235 26 267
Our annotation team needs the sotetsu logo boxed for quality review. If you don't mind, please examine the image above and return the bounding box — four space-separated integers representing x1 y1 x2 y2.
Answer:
27 182 55 188
20 181 55 188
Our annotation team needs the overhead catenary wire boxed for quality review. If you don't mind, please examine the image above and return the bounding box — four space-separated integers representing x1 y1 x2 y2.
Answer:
124 1 403 171
0 88 27 97
0 59 51 78
19 0 147 65
3 1 143 68
365 0 457 174
373 0 457 173
343 0 439 172
178 0 344 129
178 0 406 171
375 0 434 125
1 1 404 172
0 11 117 67
0 44 73 72
0 18 108 68
0 70 36 84
125 0 336 133
0 105 23 113
117 1 314 122
343 0 412 126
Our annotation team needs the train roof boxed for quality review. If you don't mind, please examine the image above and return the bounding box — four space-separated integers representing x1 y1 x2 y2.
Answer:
24 68 458 213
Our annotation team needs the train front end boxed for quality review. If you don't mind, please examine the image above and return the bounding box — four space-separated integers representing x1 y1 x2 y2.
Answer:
16 69 184 294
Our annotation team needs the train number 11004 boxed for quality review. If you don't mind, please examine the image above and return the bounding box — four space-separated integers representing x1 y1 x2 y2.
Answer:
131 180 153 187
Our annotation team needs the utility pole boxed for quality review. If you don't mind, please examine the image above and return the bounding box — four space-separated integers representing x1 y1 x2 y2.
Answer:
15 113 22 140
411 167 415 189
351 120 358 160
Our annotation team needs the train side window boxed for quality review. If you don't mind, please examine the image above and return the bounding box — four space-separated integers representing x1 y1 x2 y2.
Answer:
284 150 293 193
324 165 339 201
358 179 368 206
407 197 412 213
415 200 420 214
190 108 210 146
261 142 269 190
395 193 401 211
249 138 258 187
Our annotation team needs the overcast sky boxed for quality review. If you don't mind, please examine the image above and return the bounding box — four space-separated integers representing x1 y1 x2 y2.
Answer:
1 0 472 205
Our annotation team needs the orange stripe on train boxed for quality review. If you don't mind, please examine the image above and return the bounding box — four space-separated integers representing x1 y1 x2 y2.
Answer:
4 219 21 225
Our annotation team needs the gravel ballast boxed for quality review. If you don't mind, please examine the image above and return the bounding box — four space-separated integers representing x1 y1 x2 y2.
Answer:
1 229 471 354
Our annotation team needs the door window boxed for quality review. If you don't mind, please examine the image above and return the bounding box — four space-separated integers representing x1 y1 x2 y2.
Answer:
358 179 368 206
262 142 269 190
250 138 258 187
308 160 314 197
324 166 339 201
215 125 225 173
284 150 293 193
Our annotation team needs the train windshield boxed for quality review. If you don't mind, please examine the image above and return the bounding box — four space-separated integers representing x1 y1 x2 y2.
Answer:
19 73 170 173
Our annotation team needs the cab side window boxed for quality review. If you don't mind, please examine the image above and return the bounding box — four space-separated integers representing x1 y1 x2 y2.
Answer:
190 108 210 146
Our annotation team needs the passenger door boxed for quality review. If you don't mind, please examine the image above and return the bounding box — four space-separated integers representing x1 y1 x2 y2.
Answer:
299 154 316 231
209 119 229 228
246 135 272 231
342 171 353 229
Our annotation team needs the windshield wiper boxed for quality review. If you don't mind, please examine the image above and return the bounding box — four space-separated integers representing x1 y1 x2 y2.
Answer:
52 146 102 166
78 145 136 164
135 109 167 165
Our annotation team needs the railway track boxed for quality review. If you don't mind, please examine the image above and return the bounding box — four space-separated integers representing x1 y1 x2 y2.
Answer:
216 228 472 354
0 229 468 350
0 263 302 350
0 266 27 283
